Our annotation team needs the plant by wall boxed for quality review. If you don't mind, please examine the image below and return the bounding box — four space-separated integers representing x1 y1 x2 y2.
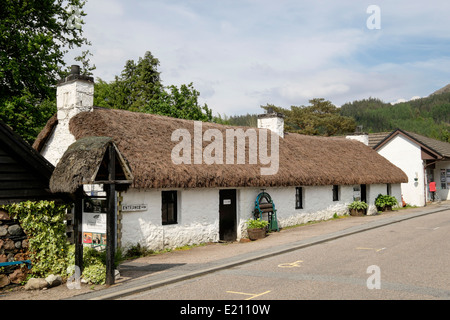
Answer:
348 200 368 210
66 245 124 285
246 218 269 229
1 201 124 285
375 194 398 209
1 201 71 278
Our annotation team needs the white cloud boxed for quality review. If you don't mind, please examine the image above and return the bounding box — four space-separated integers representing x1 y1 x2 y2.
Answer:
75 1 450 116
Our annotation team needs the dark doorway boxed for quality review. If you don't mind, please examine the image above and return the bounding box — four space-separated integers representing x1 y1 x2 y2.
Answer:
360 184 367 203
219 189 237 241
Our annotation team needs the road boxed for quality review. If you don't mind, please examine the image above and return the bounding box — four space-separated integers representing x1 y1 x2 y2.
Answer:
120 209 450 300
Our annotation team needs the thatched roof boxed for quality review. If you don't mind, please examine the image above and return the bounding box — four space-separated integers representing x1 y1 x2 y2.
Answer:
49 136 133 193
36 107 408 190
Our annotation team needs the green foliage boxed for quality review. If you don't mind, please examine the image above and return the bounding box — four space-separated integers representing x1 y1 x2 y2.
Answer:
348 200 368 210
94 51 213 122
375 194 398 209
66 246 107 285
0 92 57 144
261 98 356 136
246 218 269 229
66 245 125 285
0 0 91 143
226 113 257 127
0 201 122 285
1 201 71 278
340 95 450 142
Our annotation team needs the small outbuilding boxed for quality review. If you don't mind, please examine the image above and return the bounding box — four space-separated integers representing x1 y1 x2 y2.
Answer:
371 129 450 206
0 119 66 205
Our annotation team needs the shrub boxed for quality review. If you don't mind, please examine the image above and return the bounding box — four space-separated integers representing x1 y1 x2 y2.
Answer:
246 218 269 229
1 200 123 285
1 201 71 278
348 200 368 210
375 194 398 209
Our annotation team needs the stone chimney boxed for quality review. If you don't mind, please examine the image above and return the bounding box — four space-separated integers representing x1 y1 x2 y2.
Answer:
257 107 285 138
346 125 369 145
41 65 94 166
56 65 94 123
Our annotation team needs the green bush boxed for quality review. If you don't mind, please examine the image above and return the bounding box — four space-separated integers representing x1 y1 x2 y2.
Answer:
375 194 398 209
1 201 71 277
246 218 269 229
348 200 368 210
1 200 122 285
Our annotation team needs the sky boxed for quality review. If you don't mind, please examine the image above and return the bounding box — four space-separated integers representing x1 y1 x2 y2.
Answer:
69 0 450 117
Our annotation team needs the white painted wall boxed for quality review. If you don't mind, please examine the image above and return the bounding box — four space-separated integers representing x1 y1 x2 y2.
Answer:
377 135 425 206
120 188 220 251
119 183 402 251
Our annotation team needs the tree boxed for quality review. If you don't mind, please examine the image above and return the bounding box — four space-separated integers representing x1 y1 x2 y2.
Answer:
94 51 213 122
262 99 356 136
0 0 91 143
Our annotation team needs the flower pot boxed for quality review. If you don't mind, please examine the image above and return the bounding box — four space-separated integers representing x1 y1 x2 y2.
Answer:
247 227 266 241
350 208 366 216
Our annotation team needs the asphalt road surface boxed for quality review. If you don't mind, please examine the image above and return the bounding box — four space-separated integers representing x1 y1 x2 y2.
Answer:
120 209 450 300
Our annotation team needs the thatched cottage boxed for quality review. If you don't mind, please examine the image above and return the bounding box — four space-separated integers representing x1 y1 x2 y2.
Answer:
33 66 408 251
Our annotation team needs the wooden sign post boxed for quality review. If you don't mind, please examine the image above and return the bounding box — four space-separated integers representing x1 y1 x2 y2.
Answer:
105 144 116 286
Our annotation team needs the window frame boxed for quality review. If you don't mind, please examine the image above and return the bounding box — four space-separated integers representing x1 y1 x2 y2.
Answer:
332 185 339 201
295 187 303 209
161 190 178 225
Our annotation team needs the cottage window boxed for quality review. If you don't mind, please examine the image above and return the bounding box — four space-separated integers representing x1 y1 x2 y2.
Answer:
332 185 339 201
162 191 178 225
386 183 391 195
295 187 303 209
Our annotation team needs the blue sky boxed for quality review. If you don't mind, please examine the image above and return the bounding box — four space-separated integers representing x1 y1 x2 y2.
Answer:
71 0 450 117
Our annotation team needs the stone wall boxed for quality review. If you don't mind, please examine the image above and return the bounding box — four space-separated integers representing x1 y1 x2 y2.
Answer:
0 209 29 288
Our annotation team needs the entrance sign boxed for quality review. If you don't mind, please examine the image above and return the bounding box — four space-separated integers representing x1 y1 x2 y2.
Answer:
122 203 148 212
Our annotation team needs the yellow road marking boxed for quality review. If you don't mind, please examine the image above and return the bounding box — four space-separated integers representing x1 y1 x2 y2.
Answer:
356 247 386 252
226 290 271 300
278 260 303 268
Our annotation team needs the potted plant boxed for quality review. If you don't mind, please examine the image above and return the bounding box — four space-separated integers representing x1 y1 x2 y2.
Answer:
348 200 368 216
375 194 398 212
246 218 269 240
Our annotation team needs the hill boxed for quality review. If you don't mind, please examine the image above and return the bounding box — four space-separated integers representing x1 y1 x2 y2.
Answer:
224 86 450 143
430 84 450 96
339 88 450 142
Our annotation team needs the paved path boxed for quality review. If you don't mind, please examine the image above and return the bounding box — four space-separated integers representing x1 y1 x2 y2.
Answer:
67 201 450 300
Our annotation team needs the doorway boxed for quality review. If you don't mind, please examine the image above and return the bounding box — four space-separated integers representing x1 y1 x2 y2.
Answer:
219 189 237 241
360 184 367 203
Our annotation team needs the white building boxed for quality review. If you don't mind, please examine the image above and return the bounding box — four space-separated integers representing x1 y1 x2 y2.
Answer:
347 130 450 207
34 66 408 251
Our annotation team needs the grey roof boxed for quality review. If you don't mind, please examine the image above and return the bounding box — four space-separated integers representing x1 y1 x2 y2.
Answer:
370 129 450 159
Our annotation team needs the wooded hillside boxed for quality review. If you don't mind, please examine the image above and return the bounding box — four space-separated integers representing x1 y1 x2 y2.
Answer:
339 90 450 142
227 88 450 143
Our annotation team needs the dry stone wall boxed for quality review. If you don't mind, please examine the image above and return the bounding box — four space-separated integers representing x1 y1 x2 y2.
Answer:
0 209 29 288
